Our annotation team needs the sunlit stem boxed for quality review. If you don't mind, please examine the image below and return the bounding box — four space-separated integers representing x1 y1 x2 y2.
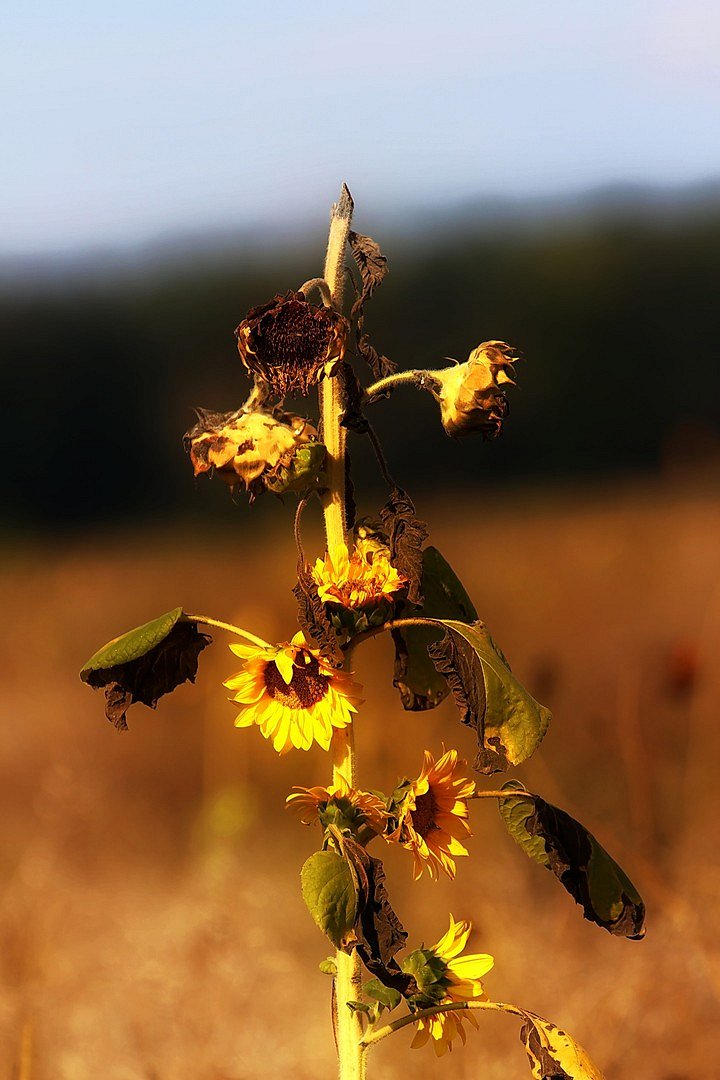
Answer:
361 999 525 1051
298 276 333 307
317 184 365 1080
183 615 271 649
364 369 440 402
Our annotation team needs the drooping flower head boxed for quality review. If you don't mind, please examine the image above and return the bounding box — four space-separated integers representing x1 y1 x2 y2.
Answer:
235 291 349 397
432 341 520 438
185 408 324 496
312 539 407 612
286 775 388 839
224 631 362 755
389 747 475 880
403 914 494 1056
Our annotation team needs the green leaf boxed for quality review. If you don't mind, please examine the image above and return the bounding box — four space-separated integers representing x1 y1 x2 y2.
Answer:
520 1012 605 1079
81 608 184 674
498 782 646 939
428 619 551 774
392 547 477 711
300 850 357 949
80 609 211 730
318 958 337 976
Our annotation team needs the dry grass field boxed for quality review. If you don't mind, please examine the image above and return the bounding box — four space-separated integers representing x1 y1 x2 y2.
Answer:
2 479 720 1078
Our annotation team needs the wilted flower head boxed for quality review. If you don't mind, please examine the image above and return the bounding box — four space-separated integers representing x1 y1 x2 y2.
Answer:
184 408 324 496
224 630 363 755
403 914 494 1056
433 341 519 439
312 539 407 612
235 290 349 397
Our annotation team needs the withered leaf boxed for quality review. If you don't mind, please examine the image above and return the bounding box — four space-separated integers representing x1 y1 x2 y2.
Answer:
80 609 211 730
293 558 342 663
498 781 646 939
347 230 396 380
342 837 415 997
348 231 388 305
392 547 477 712
425 619 551 774
339 363 369 435
379 488 428 606
520 1012 605 1079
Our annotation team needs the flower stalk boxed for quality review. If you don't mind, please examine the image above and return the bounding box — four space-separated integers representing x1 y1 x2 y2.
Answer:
319 185 365 1080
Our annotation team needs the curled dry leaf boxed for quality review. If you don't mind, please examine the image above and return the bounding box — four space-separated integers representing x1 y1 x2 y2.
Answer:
80 608 211 730
520 1012 605 1080
498 781 646 939
379 488 428 606
347 230 396 380
427 619 551 774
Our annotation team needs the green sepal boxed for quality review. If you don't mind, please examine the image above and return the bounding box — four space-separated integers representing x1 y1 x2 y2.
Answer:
319 958 337 976
300 849 358 949
363 978 402 1011
265 442 326 494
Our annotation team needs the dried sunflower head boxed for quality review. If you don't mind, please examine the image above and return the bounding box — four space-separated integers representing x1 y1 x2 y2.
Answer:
432 341 519 439
184 407 324 497
235 290 349 397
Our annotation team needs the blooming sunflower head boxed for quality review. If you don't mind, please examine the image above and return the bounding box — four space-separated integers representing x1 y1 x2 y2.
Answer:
223 631 362 755
403 914 494 1057
389 747 475 881
432 341 520 439
311 539 407 633
184 407 324 497
235 291 349 398
286 776 388 840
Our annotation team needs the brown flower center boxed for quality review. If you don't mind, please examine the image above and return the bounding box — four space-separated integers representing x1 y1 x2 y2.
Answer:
264 654 331 710
411 789 439 838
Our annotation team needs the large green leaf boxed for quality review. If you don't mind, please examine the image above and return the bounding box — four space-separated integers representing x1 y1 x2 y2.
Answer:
498 781 646 939
428 619 551 773
392 547 477 711
300 850 357 949
520 1012 605 1079
80 608 211 729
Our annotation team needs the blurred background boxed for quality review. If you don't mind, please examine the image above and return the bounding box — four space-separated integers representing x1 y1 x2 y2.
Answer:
2 1 720 1077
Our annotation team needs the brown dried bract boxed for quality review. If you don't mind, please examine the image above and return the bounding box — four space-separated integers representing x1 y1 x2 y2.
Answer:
434 340 520 438
235 290 348 397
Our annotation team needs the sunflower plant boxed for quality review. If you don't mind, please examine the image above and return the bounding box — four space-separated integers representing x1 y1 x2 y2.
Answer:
80 186 645 1079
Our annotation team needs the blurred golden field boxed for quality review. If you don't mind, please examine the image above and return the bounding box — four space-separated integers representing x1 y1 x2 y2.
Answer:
3 478 720 1079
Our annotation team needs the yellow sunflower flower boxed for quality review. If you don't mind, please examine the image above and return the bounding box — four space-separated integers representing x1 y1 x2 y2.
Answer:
391 747 475 880
286 776 388 836
408 914 494 1057
410 911 496 1054
223 631 362 755
311 539 407 611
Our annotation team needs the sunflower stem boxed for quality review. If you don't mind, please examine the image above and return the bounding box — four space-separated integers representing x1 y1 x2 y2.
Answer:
183 615 271 649
360 999 525 1051
318 185 365 1080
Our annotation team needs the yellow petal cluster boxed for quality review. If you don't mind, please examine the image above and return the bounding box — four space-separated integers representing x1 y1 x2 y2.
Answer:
391 747 475 880
186 409 317 491
411 915 494 1056
312 540 407 610
224 631 362 754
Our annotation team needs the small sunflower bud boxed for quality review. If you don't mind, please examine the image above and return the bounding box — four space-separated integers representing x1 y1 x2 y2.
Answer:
184 408 323 497
433 341 520 439
235 291 349 398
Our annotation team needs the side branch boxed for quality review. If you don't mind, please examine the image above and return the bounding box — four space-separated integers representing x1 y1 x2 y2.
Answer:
361 1000 524 1050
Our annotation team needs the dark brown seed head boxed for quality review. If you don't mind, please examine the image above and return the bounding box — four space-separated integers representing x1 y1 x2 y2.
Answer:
235 291 349 397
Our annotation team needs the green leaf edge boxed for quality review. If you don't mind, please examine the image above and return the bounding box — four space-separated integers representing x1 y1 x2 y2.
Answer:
80 607 185 679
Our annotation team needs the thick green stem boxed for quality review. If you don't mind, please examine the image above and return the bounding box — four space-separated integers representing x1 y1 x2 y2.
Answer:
318 185 365 1080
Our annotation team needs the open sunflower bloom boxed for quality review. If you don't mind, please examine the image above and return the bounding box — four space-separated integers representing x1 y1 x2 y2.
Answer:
224 631 362 755
312 539 407 611
391 748 475 880
409 914 494 1057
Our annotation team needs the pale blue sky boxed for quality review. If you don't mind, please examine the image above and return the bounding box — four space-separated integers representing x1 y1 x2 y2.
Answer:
2 0 719 255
